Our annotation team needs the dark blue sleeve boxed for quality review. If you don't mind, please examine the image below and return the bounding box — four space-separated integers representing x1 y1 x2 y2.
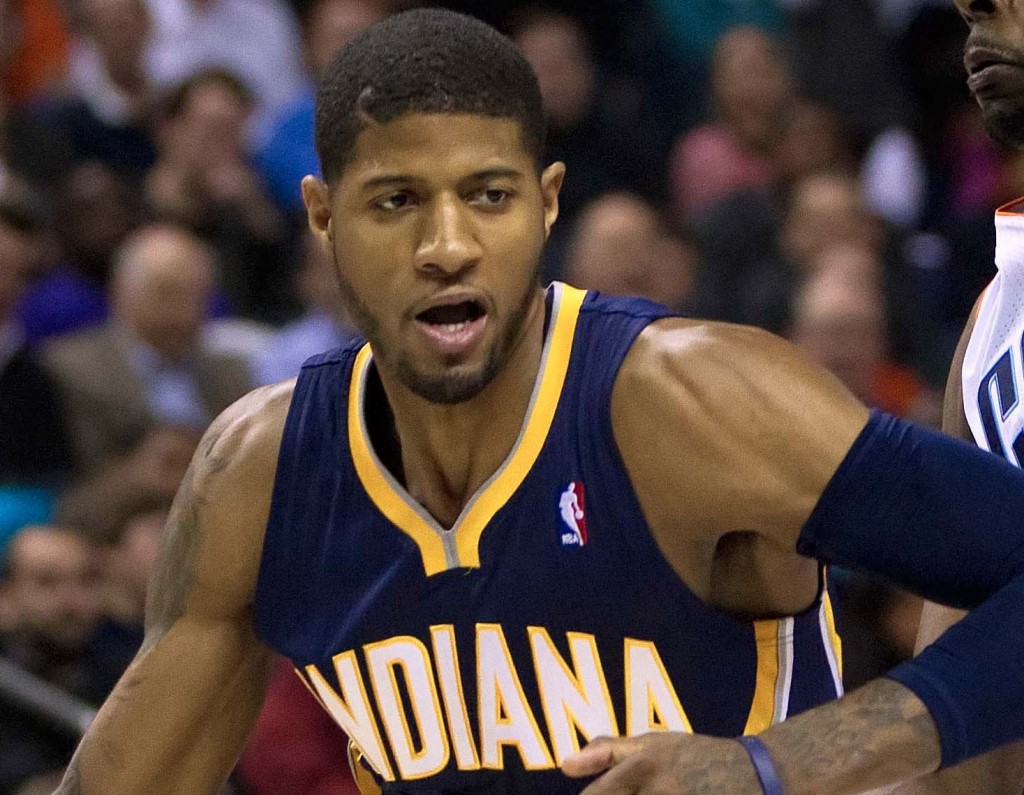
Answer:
796 411 1024 767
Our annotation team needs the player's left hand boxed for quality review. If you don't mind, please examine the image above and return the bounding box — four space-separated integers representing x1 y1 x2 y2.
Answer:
562 732 764 794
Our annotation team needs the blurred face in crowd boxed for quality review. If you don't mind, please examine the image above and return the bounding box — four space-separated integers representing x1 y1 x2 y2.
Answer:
305 0 383 78
514 12 594 131
791 245 887 404
81 0 150 86
163 79 250 175
956 0 1024 148
567 192 694 311
60 162 135 279
112 225 215 360
711 27 794 151
4 527 102 652
775 101 848 182
0 217 43 324
781 172 882 267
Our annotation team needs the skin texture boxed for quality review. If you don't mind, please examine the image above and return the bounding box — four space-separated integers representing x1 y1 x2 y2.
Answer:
58 113 948 794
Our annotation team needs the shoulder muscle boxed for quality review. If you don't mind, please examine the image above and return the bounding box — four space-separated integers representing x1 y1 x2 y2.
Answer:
611 319 868 544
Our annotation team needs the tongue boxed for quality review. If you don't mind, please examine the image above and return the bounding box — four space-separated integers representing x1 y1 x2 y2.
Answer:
419 302 475 325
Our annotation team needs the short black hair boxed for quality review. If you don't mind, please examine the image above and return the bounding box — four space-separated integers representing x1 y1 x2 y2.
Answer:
315 8 546 184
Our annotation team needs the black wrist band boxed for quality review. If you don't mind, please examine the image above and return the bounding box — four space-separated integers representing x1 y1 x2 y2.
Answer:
736 735 784 795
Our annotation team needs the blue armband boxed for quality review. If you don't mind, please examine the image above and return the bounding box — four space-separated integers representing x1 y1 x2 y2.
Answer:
797 411 1024 767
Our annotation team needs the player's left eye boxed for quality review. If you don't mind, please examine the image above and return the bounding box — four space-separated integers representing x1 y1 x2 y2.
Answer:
470 188 511 208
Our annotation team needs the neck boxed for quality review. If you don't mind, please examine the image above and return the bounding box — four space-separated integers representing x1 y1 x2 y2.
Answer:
376 289 547 528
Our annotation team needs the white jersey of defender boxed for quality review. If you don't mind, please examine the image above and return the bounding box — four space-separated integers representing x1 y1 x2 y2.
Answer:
963 202 1024 466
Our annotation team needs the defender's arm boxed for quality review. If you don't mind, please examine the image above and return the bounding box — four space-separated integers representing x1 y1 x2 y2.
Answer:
55 385 290 794
899 293 1024 794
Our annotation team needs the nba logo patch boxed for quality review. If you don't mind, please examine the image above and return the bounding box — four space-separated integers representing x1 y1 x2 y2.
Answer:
558 482 588 547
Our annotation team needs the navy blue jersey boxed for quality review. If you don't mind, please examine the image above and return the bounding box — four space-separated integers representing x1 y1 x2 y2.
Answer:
253 283 843 794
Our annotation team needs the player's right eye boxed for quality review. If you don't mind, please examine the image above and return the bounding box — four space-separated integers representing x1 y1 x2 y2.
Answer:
375 192 416 211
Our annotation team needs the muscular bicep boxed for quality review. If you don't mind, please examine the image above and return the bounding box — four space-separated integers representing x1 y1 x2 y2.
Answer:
57 386 289 794
613 320 869 549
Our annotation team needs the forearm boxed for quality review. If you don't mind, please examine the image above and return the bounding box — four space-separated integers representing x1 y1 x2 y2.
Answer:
894 741 1024 794
760 679 940 795
59 616 271 794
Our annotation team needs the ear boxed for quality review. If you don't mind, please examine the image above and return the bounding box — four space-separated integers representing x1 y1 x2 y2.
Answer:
540 162 566 239
302 175 333 243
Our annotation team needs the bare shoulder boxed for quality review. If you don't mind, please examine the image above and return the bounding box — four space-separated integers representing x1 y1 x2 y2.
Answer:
611 318 868 542
144 380 295 641
614 317 865 438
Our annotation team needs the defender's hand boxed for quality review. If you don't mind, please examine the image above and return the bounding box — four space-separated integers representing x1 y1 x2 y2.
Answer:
562 733 763 794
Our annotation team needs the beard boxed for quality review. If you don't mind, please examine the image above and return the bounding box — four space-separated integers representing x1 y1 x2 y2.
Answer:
331 251 541 405
980 95 1024 150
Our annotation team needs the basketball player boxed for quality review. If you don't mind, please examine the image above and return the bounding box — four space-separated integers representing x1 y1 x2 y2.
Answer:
903 1 1024 792
56 10 1024 795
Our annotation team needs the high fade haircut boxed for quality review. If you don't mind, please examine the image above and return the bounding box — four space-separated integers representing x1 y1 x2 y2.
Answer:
315 8 547 185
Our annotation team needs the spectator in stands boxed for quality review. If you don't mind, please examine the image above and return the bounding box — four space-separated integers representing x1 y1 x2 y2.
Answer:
0 526 133 791
512 9 664 230
57 425 197 546
143 0 305 142
0 176 75 488
255 233 357 385
668 26 796 223
0 0 68 106
147 70 294 322
563 192 695 312
18 162 138 343
37 0 157 179
43 224 252 474
790 244 925 418
258 0 384 215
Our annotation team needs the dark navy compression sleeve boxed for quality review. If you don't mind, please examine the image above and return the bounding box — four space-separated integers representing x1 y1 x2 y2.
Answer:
796 411 1024 767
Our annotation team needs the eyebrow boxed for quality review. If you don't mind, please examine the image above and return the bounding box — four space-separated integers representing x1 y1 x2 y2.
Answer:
358 167 525 192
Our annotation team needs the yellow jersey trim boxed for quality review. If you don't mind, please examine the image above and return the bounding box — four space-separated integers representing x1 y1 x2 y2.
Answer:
743 619 781 735
348 283 587 576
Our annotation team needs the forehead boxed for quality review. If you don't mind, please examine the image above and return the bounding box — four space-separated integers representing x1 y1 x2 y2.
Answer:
340 113 534 187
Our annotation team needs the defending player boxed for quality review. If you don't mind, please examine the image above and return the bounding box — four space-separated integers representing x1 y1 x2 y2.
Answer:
903 1 1024 792
56 10 1024 794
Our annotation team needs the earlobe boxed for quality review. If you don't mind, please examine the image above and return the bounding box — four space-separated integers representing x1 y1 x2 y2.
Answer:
541 162 566 237
301 175 332 237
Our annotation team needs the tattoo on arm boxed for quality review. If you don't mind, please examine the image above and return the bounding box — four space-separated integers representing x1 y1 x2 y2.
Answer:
765 679 941 794
141 426 230 653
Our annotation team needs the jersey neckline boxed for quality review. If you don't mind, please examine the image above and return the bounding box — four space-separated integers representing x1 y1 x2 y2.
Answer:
347 282 587 576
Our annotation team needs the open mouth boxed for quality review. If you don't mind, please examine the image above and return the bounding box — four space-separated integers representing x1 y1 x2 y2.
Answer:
413 297 489 357
416 299 486 330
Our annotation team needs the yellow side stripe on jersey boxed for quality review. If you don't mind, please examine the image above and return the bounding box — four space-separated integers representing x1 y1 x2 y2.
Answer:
743 619 781 735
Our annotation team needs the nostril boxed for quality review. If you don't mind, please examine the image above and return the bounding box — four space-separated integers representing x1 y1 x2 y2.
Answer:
969 0 996 15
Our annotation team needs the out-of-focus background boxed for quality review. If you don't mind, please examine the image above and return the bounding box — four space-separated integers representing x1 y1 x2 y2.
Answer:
0 0 998 791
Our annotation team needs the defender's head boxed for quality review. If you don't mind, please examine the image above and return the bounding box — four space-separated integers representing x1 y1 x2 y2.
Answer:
957 0 1024 148
303 9 564 405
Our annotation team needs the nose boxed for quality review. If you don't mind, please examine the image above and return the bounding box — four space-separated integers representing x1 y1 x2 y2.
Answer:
956 0 997 22
414 194 482 278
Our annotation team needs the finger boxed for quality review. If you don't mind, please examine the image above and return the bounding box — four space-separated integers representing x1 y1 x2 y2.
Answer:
576 752 657 795
562 736 648 778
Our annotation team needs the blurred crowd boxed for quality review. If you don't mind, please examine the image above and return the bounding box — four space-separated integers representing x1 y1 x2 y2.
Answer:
0 0 1006 791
